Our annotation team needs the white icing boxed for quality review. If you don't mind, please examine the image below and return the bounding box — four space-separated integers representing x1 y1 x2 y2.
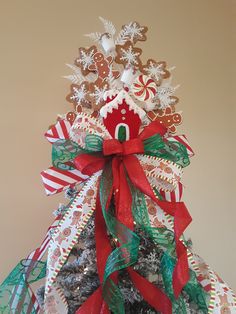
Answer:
100 89 146 120
114 123 130 140
103 89 119 101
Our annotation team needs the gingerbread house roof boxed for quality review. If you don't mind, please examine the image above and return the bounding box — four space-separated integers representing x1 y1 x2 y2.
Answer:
100 89 146 120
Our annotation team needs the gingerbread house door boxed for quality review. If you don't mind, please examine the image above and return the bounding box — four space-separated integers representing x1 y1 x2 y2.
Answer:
115 123 130 142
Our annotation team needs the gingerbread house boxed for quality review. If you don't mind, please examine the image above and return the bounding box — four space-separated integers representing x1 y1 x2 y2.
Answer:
100 89 146 141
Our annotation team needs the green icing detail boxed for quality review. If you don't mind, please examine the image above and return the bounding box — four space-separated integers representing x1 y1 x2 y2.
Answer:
117 125 127 142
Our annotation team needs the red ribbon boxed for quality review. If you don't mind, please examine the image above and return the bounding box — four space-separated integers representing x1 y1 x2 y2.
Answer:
76 194 111 314
103 138 144 156
75 121 192 312
77 190 172 314
76 287 108 314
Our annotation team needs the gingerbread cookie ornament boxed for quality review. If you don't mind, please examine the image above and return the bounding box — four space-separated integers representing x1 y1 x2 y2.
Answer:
142 59 170 86
66 82 91 109
89 81 109 110
75 104 99 118
75 45 97 76
120 21 148 44
115 41 142 70
156 82 179 109
147 106 182 133
88 51 119 85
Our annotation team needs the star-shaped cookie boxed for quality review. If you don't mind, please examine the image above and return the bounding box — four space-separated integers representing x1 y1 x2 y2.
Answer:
121 21 148 44
115 41 142 70
66 82 91 109
142 59 170 85
74 45 97 76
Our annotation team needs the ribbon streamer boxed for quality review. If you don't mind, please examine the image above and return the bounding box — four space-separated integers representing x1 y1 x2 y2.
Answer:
0 210 66 313
52 116 191 300
1 114 199 313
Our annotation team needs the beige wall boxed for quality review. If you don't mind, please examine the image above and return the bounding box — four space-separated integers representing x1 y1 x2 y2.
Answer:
0 0 235 291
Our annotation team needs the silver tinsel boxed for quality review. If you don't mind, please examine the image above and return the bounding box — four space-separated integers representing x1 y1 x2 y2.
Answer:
37 215 207 313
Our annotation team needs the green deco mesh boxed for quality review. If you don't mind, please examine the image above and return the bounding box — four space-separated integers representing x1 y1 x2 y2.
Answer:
161 253 209 313
52 133 190 171
131 187 175 253
131 187 209 313
143 134 190 167
52 139 84 170
99 163 140 314
43 133 192 313
0 260 46 313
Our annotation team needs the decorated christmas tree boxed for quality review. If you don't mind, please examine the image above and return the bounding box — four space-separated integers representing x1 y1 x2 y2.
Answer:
0 17 236 314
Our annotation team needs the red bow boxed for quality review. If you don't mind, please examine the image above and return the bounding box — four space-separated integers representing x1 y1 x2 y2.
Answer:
75 121 192 313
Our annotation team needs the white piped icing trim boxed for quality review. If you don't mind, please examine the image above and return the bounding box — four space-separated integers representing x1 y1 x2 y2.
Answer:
103 89 120 101
100 89 146 119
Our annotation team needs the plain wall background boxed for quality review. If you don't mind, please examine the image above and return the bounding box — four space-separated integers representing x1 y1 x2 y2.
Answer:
0 0 235 290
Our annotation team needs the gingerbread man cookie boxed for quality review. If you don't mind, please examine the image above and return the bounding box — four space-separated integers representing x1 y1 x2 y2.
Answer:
51 247 62 268
55 227 72 245
45 295 57 313
71 210 82 226
218 294 234 313
147 106 182 133
88 51 119 85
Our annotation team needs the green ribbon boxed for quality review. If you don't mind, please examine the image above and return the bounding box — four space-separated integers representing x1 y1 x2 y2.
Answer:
99 162 140 314
51 131 190 313
52 139 83 170
0 260 46 313
52 133 190 171
50 132 190 313
161 252 208 313
143 134 190 167
131 184 208 313
131 186 175 254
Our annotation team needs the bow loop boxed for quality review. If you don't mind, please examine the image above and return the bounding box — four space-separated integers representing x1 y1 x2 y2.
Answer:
74 154 106 176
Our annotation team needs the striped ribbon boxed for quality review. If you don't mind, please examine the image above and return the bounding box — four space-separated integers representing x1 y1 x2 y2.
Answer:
167 134 194 158
0 211 67 313
44 172 101 309
4 115 219 313
42 119 89 196
45 119 72 144
41 166 88 196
